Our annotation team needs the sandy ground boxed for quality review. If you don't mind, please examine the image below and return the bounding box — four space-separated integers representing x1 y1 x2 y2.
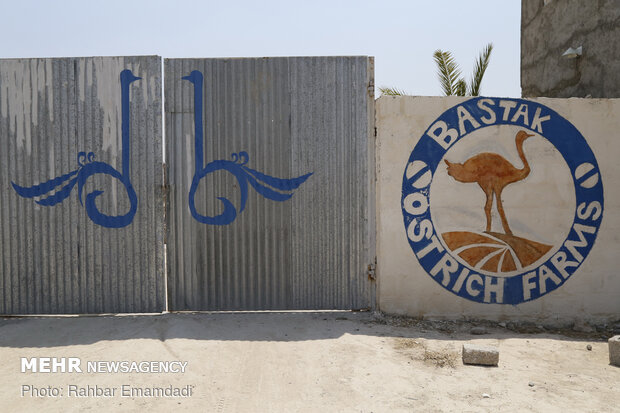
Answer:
0 312 618 413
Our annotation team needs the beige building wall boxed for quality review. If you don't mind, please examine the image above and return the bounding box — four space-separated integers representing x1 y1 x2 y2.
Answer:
376 96 620 323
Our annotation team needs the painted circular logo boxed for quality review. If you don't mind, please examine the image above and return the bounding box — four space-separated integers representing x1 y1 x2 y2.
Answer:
401 98 604 304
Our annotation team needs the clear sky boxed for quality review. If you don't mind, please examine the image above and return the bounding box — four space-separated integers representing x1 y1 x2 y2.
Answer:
0 0 521 97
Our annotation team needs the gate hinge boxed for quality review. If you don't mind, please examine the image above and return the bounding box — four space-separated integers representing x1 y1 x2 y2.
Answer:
367 262 376 281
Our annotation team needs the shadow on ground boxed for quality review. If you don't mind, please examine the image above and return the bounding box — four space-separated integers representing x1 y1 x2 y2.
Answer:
0 312 615 348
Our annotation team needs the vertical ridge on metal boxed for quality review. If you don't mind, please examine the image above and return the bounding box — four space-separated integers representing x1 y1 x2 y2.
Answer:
0 56 165 314
165 57 375 311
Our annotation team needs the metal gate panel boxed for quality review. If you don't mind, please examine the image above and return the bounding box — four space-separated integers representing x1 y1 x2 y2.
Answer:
0 56 165 314
165 57 375 311
289 57 376 310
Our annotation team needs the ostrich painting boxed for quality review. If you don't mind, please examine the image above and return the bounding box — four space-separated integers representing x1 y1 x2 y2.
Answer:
444 130 534 235
441 130 552 273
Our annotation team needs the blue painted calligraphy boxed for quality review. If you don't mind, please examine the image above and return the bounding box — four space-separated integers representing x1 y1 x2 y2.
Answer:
12 69 141 228
183 70 312 225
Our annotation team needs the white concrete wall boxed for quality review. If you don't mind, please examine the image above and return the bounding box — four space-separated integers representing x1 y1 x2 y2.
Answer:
376 96 620 323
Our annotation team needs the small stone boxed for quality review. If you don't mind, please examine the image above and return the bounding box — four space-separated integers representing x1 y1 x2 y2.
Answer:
471 326 487 335
482 393 491 399
586 344 592 351
528 382 535 387
498 322 507 328
462 344 499 366
609 335 620 366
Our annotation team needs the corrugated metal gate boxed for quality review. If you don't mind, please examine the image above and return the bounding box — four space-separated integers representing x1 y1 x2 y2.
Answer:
0 55 374 314
165 57 375 311
0 56 165 314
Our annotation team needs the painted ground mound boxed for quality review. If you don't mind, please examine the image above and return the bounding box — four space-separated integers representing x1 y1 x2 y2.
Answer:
441 231 552 273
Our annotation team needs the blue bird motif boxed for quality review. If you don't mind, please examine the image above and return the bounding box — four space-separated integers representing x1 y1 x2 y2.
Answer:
183 70 313 225
11 69 141 228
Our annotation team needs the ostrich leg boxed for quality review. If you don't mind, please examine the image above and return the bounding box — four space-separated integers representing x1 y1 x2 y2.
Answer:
495 187 513 235
483 186 493 232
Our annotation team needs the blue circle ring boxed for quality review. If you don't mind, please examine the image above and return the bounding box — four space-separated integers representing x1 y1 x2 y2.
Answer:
401 98 604 304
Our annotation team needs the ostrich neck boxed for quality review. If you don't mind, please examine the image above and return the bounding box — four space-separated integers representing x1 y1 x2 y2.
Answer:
515 137 530 179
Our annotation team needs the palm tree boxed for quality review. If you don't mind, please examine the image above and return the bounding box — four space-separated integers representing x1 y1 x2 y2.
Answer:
379 43 493 97
435 43 494 96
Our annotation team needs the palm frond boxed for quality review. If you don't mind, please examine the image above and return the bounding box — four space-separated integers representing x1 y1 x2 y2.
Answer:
456 79 467 96
433 50 462 96
468 43 493 96
379 86 407 96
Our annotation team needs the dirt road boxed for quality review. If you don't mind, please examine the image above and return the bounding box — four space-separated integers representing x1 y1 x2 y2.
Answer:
1 312 618 412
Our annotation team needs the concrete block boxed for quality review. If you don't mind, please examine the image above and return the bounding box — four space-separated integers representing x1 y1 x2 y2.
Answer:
609 336 620 366
462 344 499 366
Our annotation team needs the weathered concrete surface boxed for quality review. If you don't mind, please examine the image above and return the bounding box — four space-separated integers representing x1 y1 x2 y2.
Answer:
521 0 620 97
610 335 620 366
376 96 620 323
462 343 499 366
1 313 619 412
